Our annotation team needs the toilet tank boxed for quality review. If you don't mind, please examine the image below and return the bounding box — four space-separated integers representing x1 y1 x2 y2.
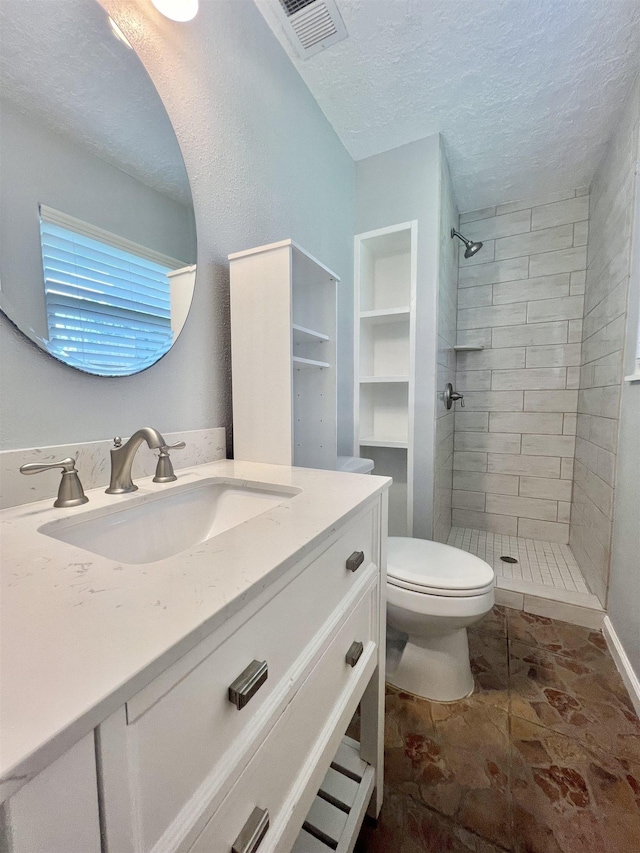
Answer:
336 456 374 474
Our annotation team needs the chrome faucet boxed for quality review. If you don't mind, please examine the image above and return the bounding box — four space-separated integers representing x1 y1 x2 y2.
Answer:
106 428 185 494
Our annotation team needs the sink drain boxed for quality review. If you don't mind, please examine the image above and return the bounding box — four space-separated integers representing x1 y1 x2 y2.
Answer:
500 555 518 564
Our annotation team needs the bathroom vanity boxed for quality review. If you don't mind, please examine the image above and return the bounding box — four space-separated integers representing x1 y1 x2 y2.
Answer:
0 460 389 853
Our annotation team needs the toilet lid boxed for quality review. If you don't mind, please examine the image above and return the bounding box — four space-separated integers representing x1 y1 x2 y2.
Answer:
387 537 494 596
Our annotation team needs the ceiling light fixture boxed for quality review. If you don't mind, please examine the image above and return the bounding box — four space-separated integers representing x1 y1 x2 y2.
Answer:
151 0 199 21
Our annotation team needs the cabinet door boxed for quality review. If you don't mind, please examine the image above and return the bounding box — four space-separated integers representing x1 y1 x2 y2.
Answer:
1 734 101 853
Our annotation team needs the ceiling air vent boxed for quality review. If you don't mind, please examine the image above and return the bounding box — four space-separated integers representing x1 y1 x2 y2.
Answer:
275 0 348 58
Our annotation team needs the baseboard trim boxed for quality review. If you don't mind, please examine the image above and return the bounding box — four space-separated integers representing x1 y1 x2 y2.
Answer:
602 616 640 719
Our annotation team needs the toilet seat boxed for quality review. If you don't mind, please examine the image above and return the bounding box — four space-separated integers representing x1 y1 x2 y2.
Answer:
387 536 494 597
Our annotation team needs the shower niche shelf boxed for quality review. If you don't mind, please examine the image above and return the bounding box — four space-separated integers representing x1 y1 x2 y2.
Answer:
355 221 416 537
230 239 338 470
453 345 484 352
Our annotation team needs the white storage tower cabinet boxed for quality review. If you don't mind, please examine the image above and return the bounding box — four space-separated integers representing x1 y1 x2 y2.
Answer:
354 222 417 536
230 240 339 469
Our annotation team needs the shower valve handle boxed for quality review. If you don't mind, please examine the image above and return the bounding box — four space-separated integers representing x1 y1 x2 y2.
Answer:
444 383 464 409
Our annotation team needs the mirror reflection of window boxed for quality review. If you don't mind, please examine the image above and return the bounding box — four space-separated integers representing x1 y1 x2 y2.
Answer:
39 207 188 376
0 0 197 376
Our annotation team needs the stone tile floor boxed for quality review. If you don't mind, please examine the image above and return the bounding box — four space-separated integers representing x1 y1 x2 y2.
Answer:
356 607 640 853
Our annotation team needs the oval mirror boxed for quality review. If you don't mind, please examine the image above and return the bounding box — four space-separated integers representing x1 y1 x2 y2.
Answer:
0 0 197 376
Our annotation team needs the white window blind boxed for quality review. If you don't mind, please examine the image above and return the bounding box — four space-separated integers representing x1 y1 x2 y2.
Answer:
39 207 182 376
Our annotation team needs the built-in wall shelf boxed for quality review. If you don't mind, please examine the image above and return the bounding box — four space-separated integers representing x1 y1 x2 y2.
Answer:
359 307 411 323
453 345 484 352
293 356 331 369
359 376 409 384
359 437 408 449
355 221 416 536
292 323 330 343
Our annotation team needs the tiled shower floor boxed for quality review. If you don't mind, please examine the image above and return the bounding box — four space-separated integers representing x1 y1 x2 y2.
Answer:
447 527 589 594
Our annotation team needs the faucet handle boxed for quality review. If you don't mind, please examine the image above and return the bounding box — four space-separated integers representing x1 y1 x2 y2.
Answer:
153 442 186 483
20 457 89 508
20 457 78 476
162 441 186 452
443 383 465 410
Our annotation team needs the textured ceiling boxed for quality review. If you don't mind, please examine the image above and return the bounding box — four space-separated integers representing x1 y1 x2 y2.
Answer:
0 0 191 206
255 0 640 211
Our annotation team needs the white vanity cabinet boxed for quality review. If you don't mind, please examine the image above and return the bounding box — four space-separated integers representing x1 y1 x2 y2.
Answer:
0 735 101 853
97 498 387 853
0 461 388 853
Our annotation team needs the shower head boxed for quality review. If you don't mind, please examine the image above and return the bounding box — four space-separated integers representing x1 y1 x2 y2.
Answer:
451 228 483 259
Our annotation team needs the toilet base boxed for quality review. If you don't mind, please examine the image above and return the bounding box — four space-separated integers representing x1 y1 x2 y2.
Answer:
386 627 474 702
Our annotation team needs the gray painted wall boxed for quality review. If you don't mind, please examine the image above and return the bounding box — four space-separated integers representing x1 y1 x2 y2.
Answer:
355 135 441 539
0 0 355 453
608 99 640 680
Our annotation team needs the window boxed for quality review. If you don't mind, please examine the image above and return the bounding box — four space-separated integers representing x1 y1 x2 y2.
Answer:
39 207 181 376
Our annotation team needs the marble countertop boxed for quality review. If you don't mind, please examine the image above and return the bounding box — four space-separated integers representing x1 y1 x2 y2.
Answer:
0 459 389 798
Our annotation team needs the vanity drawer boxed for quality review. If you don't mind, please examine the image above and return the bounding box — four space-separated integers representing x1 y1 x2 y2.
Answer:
112 506 377 851
188 581 378 853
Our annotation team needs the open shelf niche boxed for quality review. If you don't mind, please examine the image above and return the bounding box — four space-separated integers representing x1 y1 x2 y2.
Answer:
291 736 375 853
354 221 417 536
230 239 338 470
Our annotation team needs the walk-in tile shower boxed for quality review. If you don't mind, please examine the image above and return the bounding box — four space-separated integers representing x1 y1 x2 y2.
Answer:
447 75 639 619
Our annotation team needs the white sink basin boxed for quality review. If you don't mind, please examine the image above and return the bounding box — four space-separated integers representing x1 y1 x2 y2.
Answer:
39 478 301 564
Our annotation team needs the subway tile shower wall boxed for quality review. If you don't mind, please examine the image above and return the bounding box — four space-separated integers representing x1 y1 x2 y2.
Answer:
571 73 640 605
452 189 589 544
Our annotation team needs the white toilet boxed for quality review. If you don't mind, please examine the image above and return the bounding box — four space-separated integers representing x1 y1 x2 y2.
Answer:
336 456 375 475
386 537 495 702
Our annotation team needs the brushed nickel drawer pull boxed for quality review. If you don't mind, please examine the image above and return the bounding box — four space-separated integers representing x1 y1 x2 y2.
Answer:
346 550 365 572
232 806 269 853
228 660 268 710
345 641 364 667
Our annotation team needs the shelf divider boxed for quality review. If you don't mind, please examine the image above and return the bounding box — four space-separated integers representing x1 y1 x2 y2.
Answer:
358 436 408 449
293 355 331 369
292 323 330 343
359 376 409 384
359 307 410 323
